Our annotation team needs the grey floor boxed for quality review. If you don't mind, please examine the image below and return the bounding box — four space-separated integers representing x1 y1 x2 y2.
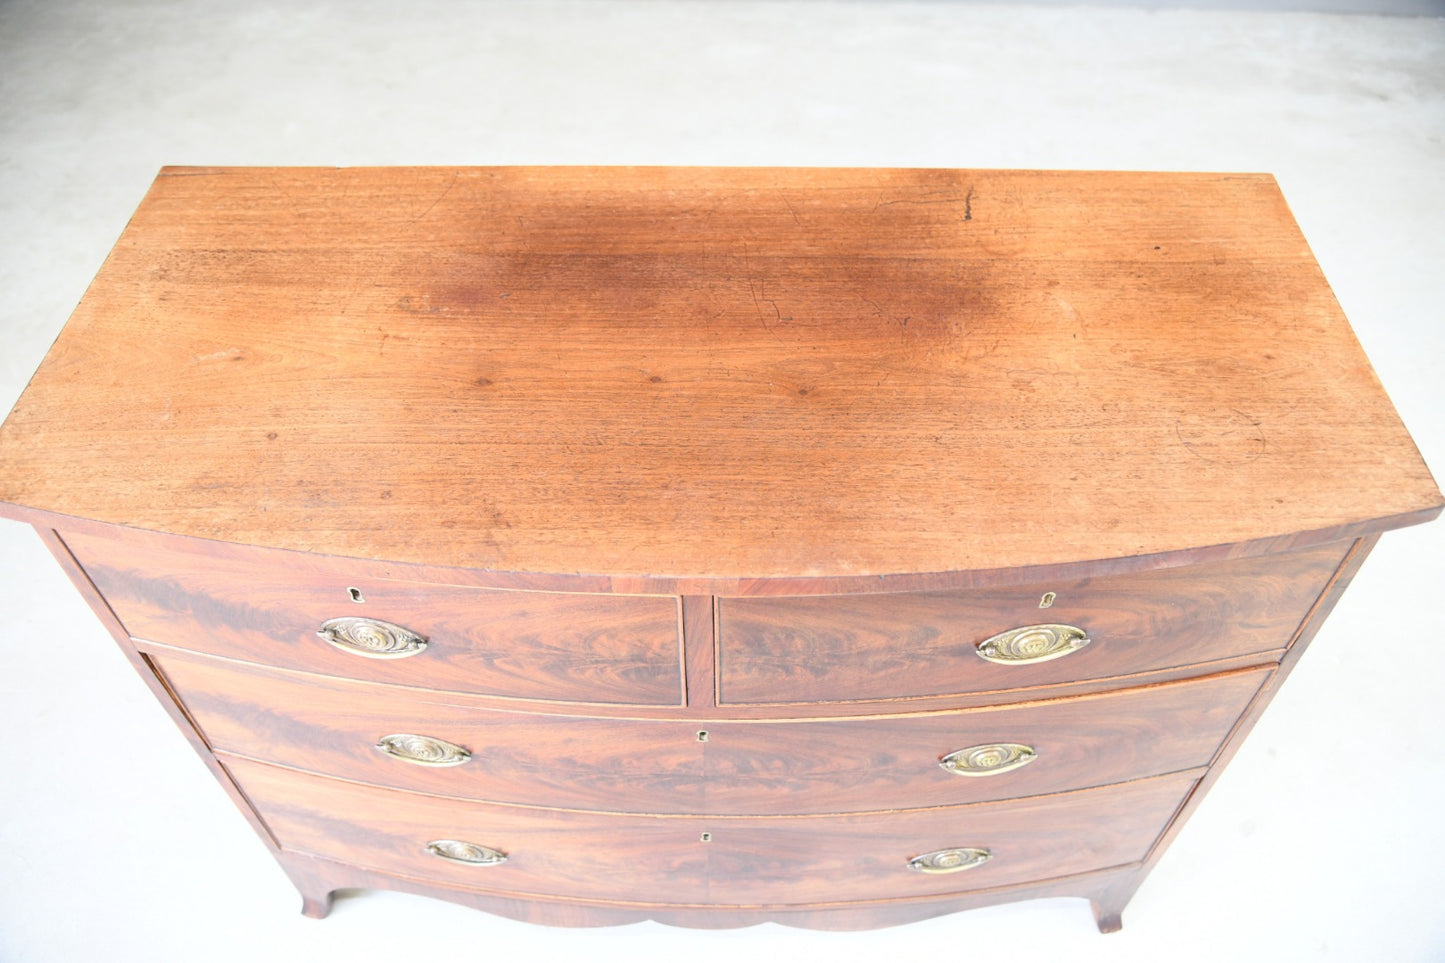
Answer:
2 2 1443 961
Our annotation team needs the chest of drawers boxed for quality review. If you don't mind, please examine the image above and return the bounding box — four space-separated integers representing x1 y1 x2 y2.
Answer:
0 167 1438 932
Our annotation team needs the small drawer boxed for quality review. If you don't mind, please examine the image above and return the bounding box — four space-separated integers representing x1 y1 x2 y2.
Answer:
157 650 1264 815
224 756 1197 906
717 542 1348 704
65 530 683 706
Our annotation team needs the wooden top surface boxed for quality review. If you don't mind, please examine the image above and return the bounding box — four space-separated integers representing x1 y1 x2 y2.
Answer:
0 167 1438 581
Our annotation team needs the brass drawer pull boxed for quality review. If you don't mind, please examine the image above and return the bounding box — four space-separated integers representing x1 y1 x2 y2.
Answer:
907 848 992 874
940 743 1037 777
976 623 1089 665
376 733 471 767
317 616 428 659
426 840 508 866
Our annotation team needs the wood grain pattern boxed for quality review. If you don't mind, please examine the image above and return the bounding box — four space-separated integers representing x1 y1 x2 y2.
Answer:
0 168 1437 934
4 503 1428 598
26 526 287 854
718 542 1345 704
153 649 1266 815
1086 534 1382 931
227 754 1197 906
0 168 1436 582
682 595 716 707
63 529 684 706
278 848 1138 928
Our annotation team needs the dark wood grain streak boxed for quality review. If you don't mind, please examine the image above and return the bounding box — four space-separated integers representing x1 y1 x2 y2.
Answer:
226 755 1197 906
153 650 1266 815
64 529 684 706
718 543 1345 704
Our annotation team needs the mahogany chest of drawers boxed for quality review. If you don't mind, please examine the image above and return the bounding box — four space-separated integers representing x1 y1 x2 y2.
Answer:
0 167 1438 932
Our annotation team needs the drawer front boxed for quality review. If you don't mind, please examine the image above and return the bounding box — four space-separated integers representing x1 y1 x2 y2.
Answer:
689 667 1262 815
717 543 1348 704
158 647 1264 814
65 531 683 706
225 756 1197 906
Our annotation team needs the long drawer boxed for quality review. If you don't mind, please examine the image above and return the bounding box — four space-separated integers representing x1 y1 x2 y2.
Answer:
717 543 1348 704
65 531 683 706
155 649 1265 814
226 756 1198 906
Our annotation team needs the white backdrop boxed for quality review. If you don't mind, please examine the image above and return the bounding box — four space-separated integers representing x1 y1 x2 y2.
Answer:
1 2 1442 960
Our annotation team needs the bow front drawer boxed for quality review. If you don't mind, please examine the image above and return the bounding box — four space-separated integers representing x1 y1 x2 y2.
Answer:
717 543 1347 704
64 532 683 706
153 649 1265 815
223 756 1199 907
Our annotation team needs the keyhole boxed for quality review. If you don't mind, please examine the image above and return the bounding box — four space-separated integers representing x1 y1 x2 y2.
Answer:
348 587 365 603
697 730 709 742
700 832 712 842
1038 592 1056 609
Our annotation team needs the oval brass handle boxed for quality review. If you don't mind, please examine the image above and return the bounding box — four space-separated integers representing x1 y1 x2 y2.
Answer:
376 733 471 767
317 617 428 659
976 623 1089 665
940 743 1037 777
426 840 508 866
907 847 992 874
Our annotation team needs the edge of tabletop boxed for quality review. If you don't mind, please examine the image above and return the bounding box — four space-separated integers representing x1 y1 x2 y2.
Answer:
0 500 1437 599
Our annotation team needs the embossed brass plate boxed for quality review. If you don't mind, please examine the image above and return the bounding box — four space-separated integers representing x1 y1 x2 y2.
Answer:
317 616 428 659
976 624 1090 665
907 848 992 874
376 733 471 767
426 840 508 866
940 743 1038 777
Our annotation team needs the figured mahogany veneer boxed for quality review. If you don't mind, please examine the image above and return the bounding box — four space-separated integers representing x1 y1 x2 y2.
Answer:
223 754 1201 907
64 529 685 706
150 649 1268 814
717 544 1347 704
0 167 1438 934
